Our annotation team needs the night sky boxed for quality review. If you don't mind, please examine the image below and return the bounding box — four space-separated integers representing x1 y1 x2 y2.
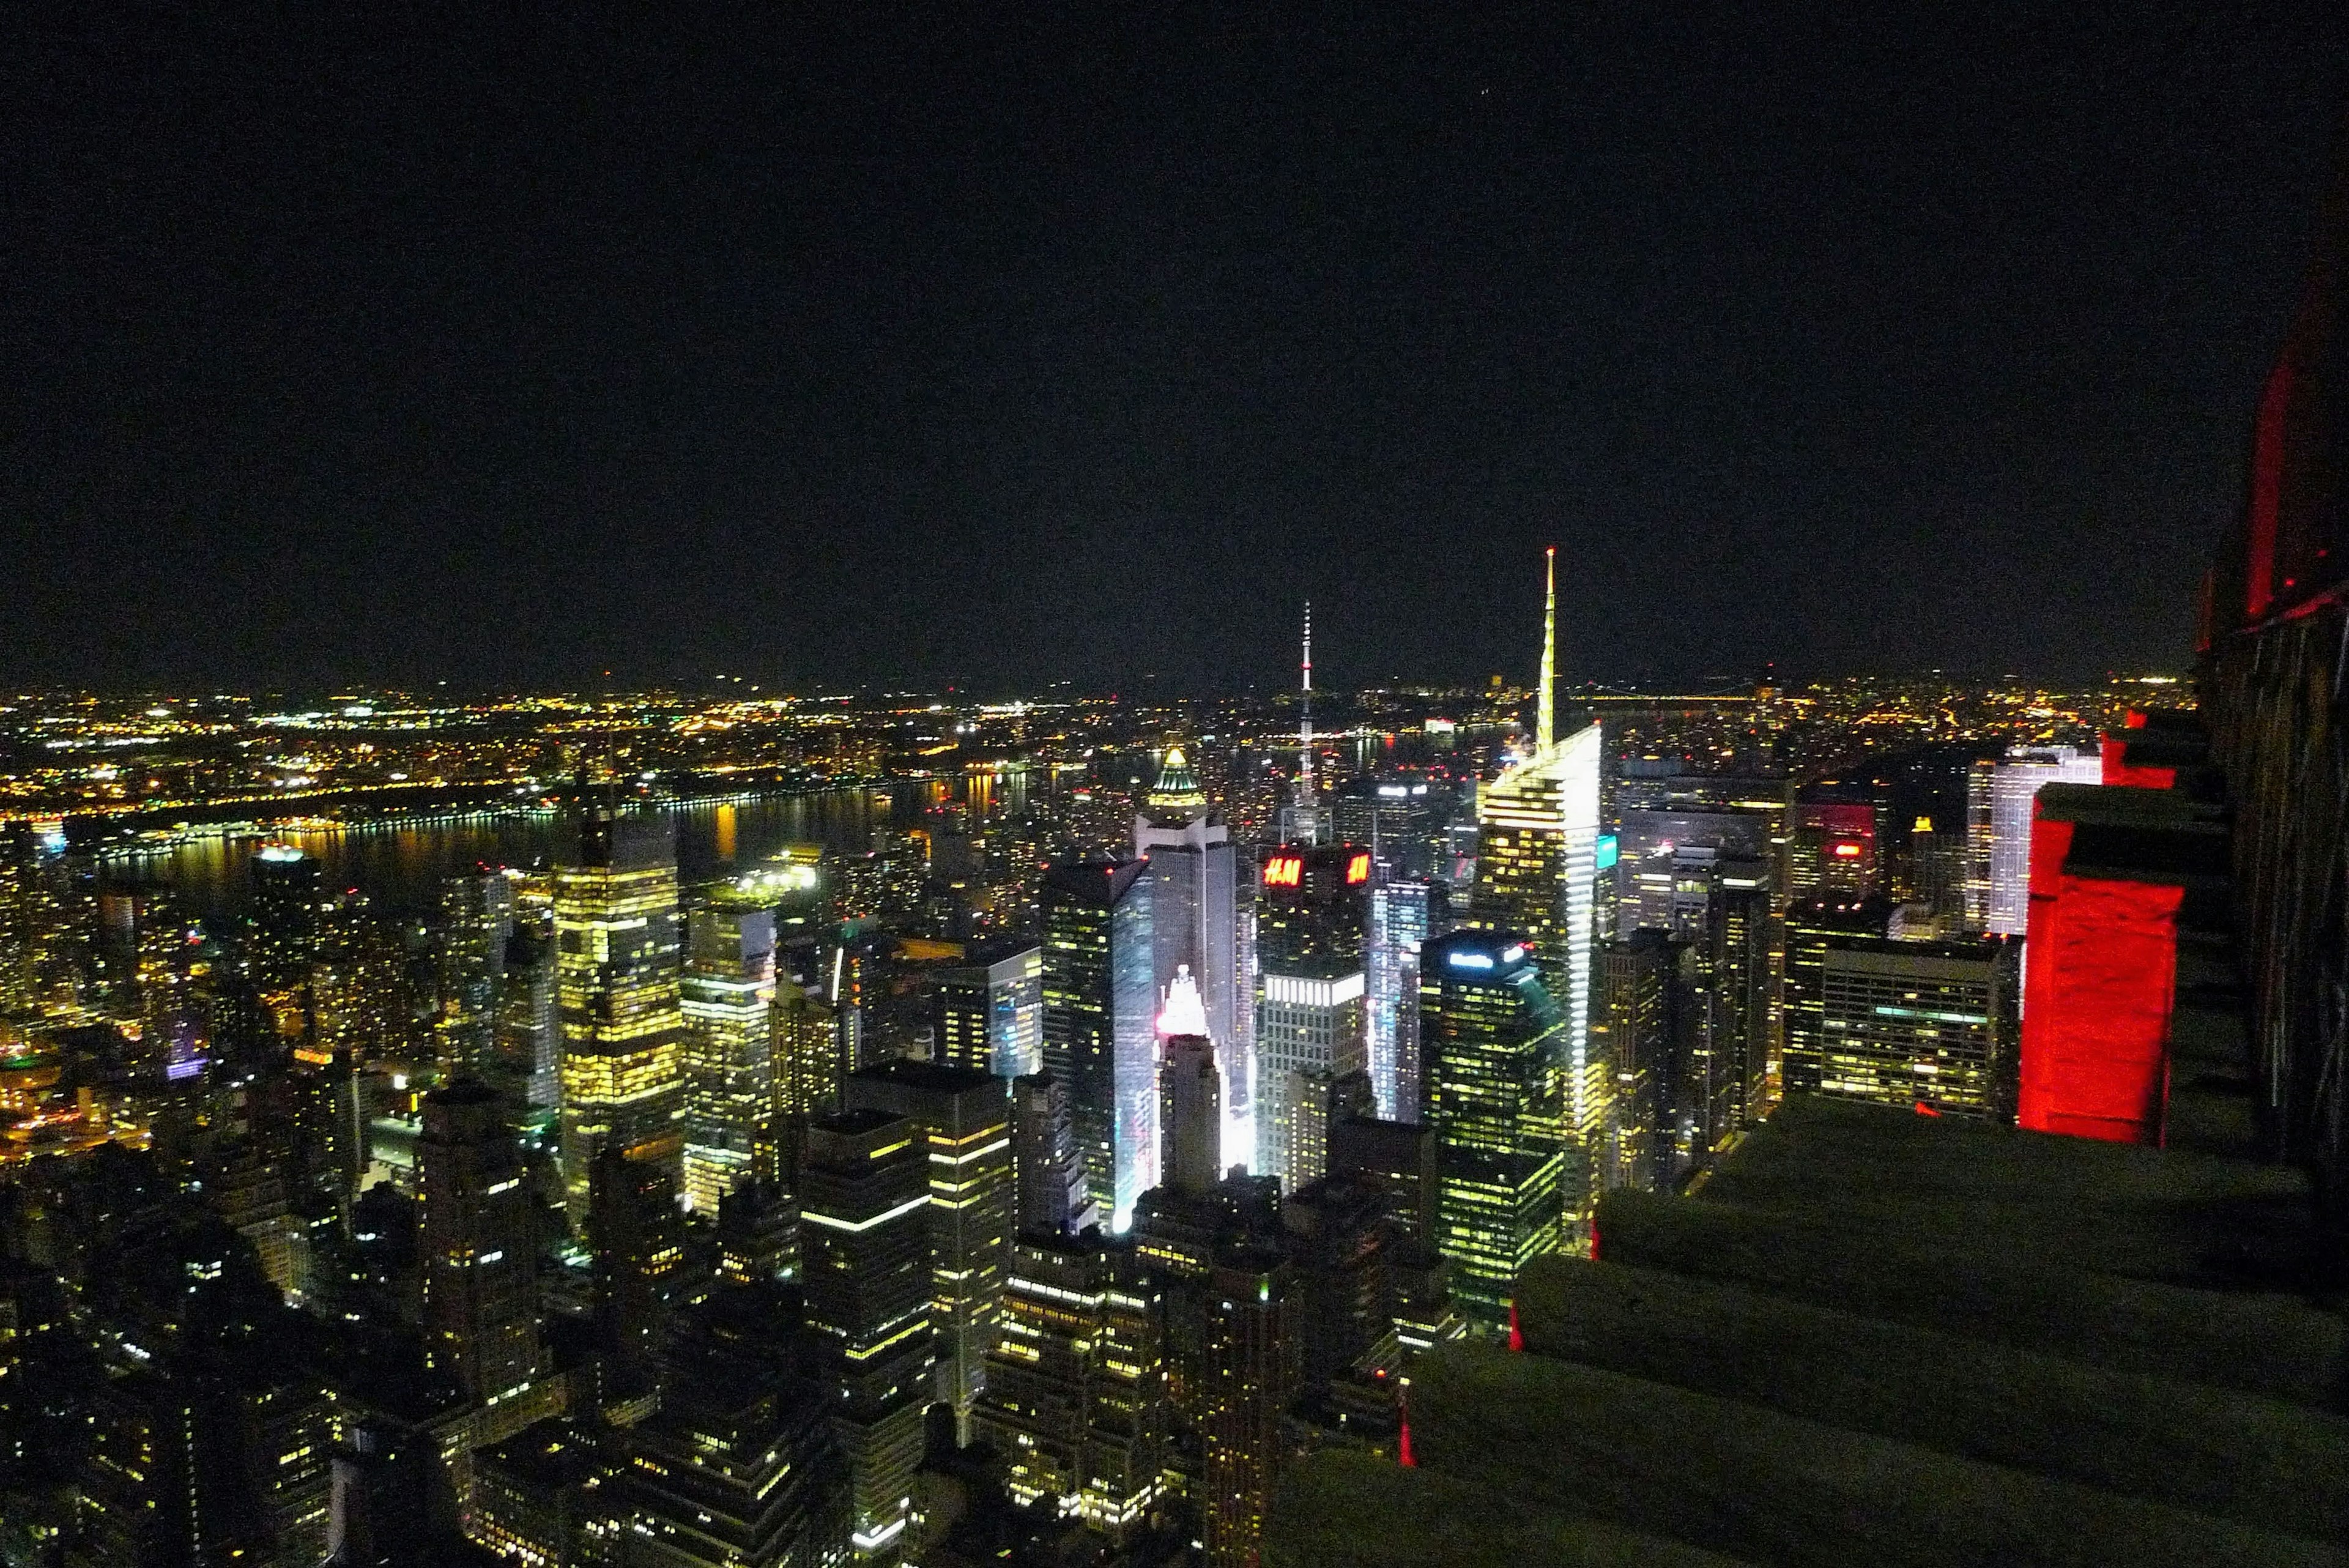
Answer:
5 5 2343 694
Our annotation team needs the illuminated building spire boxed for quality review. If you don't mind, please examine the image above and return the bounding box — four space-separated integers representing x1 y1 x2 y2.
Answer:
1537 546 1557 754
1298 601 1315 801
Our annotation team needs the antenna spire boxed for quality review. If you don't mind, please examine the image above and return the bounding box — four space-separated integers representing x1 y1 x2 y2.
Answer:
1537 547 1557 752
1299 601 1315 800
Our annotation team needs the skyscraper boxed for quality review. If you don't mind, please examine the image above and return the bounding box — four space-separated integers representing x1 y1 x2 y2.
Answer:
771 975 844 1183
1159 1028 1222 1197
434 871 514 1080
417 1080 543 1407
554 806 688 1236
1256 842 1372 1191
1468 549 1603 1232
1011 1071 1098 1238
798 1109 934 1564
1977 746 2105 936
1594 927 1675 1194
248 844 322 994
1419 928 1567 1335
1134 746 1245 1169
929 937 1044 1081
844 1059 1013 1446
680 899 777 1216
1366 878 1435 1121
1040 858 1156 1230
1275 604 1331 848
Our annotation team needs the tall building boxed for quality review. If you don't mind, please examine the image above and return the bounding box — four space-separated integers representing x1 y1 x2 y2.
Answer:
494 921 560 1113
1040 858 1156 1230
417 1080 543 1407
928 937 1044 1081
1011 1072 1097 1238
554 806 688 1236
249 844 322 994
843 1060 1013 1446
1819 935 2020 1118
1366 879 1436 1121
1159 1030 1222 1196
1275 604 1332 848
1331 777 1447 882
1133 746 1245 1170
1468 551 1603 1230
771 976 844 1183
680 901 777 1216
590 1143 689 1406
1196 1249 1297 1568
1419 928 1566 1334
1256 842 1371 1192
798 1110 933 1564
1976 746 2105 935
435 872 514 1079
1787 800 1880 902
1594 928 1675 1194
974 1231 1166 1540
1783 897 1892 1095
621 1329 850 1568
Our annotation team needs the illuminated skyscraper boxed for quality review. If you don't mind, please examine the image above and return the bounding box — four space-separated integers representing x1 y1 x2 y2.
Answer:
844 1059 1013 1445
249 843 322 994
1976 746 2104 935
1366 878 1436 1121
771 975 843 1183
929 937 1043 1081
1256 843 1372 1190
680 899 777 1215
1419 928 1566 1334
1275 604 1331 848
798 1109 934 1564
1468 549 1602 1230
1134 746 1245 1169
494 920 559 1112
417 1079 543 1406
1159 1027 1222 1197
434 871 514 1079
554 806 688 1236
1819 935 2019 1117
1041 858 1156 1230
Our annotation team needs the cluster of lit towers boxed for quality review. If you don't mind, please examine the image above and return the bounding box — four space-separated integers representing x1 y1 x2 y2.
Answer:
0 549 2080 1568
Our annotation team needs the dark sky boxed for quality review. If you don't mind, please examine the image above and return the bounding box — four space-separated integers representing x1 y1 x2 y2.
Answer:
4 4 2343 694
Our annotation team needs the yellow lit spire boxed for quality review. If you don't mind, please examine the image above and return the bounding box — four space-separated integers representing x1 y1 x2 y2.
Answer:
1537 546 1557 753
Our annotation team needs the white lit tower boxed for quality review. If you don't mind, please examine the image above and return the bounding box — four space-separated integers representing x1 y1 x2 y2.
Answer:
1134 746 1249 1176
1468 548 1604 1239
1275 604 1330 848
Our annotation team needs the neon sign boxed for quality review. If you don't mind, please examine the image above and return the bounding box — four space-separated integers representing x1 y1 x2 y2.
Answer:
1830 841 1865 859
1345 851 1371 885
1263 855 1304 888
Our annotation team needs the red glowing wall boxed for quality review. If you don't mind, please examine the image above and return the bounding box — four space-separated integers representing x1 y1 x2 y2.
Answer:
2017 808 2182 1145
2099 738 2177 790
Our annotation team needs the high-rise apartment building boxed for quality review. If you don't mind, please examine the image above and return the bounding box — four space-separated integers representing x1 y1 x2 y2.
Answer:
417 1080 542 1408
554 806 688 1236
770 976 843 1183
249 844 323 994
1419 928 1566 1335
1040 858 1156 1230
844 1060 1012 1445
798 1110 933 1564
680 901 777 1216
1783 897 1892 1094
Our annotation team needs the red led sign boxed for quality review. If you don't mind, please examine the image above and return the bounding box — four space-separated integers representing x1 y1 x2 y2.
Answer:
1263 855 1303 888
1345 851 1371 885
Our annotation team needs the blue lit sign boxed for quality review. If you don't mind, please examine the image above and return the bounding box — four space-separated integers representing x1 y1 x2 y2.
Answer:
1447 951 1495 970
1595 834 1620 872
